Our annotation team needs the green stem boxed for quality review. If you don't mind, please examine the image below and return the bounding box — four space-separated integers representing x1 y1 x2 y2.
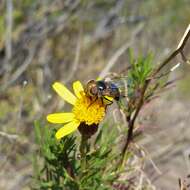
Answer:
79 134 88 172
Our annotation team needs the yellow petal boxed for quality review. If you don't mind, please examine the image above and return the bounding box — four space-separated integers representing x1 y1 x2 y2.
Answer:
53 82 77 105
73 81 84 98
47 112 75 124
55 120 80 139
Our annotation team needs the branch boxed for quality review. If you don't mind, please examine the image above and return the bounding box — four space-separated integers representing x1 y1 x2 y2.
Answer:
1 45 36 90
0 131 18 141
5 0 13 61
121 24 190 163
152 24 190 77
121 79 150 163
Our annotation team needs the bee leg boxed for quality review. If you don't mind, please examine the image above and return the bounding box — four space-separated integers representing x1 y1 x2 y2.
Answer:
88 97 98 108
103 97 113 105
100 98 104 105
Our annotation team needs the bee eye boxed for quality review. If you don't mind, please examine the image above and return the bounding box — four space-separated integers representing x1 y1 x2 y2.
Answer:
98 86 104 91
97 81 106 91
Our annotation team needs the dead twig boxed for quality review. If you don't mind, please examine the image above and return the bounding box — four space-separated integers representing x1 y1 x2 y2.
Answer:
152 24 190 77
178 177 190 190
121 79 150 165
0 131 18 141
5 0 13 62
1 45 36 90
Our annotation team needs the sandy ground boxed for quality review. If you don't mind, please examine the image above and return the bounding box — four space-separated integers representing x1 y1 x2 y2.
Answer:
141 92 190 189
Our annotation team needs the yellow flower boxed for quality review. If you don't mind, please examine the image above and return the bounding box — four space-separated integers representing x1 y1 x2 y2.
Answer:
47 81 106 139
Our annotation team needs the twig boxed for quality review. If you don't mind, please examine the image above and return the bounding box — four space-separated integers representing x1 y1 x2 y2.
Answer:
135 143 162 175
177 24 190 50
121 24 190 163
178 178 189 190
152 24 190 77
0 131 18 141
121 79 150 164
183 147 190 174
1 45 36 90
5 0 13 62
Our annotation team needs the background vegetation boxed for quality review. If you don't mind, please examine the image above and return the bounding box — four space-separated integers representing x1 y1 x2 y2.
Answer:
0 0 190 189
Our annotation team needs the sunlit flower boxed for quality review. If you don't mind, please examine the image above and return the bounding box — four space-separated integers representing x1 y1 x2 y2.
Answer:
47 81 106 139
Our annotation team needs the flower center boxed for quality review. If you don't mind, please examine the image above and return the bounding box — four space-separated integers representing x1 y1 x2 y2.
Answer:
72 94 106 125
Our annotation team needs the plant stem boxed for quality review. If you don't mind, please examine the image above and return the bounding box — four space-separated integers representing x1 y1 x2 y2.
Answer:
79 134 88 172
120 79 150 167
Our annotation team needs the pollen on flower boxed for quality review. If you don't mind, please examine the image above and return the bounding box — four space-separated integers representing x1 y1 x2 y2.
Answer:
72 94 106 125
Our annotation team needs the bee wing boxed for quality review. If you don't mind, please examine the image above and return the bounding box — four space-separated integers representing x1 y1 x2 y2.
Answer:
107 77 128 97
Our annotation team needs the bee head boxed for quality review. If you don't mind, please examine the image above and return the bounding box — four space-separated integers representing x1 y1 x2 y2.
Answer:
85 80 99 97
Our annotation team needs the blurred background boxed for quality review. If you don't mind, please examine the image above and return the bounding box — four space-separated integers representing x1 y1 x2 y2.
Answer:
0 0 190 189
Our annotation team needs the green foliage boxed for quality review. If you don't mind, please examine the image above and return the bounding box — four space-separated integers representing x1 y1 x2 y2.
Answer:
32 121 126 190
125 49 175 110
128 49 153 92
32 51 177 190
32 121 78 190
117 50 154 115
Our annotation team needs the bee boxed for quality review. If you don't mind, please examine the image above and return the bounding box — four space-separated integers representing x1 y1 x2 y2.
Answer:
85 77 128 105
